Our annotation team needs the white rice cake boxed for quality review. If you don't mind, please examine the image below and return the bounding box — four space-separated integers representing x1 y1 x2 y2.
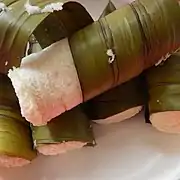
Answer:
8 38 82 126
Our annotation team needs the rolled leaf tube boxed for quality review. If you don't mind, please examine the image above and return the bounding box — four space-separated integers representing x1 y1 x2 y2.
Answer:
32 106 95 156
3 0 93 126
0 74 36 168
8 0 180 126
130 0 180 67
70 0 180 101
146 51 180 134
84 77 145 124
83 1 145 124
0 0 93 73
25 36 94 156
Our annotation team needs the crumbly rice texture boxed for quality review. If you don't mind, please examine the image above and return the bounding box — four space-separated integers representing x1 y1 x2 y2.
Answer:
0 155 30 168
93 106 142 125
8 38 82 126
150 111 180 134
37 141 87 156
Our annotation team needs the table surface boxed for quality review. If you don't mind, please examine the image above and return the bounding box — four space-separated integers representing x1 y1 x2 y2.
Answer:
1 0 180 180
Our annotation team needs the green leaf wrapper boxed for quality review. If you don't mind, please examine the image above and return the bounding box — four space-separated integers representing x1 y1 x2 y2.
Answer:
32 106 95 148
0 74 36 162
29 8 94 151
84 77 146 120
69 0 180 101
146 51 180 115
33 1 93 48
130 0 180 67
144 51 180 133
83 1 146 121
1 0 180 128
0 0 93 73
99 0 116 19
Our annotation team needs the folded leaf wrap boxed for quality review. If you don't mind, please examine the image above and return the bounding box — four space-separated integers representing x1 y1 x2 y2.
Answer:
147 52 180 114
32 106 95 155
2 0 180 126
85 77 146 121
70 0 180 101
83 1 146 123
146 51 180 133
0 74 36 167
0 0 93 73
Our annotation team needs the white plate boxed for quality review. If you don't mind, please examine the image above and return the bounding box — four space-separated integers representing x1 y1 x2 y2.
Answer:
1 113 180 180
